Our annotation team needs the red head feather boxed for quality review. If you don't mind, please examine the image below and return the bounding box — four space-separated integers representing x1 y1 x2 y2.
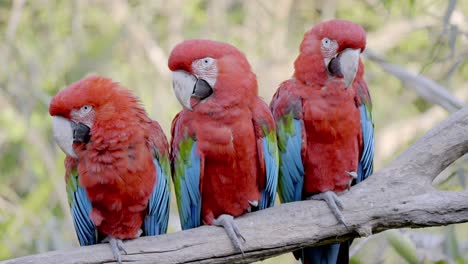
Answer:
168 39 250 73
294 20 366 86
49 76 143 123
168 39 258 106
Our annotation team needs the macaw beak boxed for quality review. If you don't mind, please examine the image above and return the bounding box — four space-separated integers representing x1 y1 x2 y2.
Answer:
327 48 361 88
52 116 90 158
172 70 213 111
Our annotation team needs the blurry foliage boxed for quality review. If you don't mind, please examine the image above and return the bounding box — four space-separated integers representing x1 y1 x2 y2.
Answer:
0 0 467 263
387 230 419 264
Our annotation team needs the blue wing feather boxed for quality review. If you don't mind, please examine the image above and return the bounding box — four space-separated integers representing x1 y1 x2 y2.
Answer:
278 118 304 203
67 171 96 246
176 142 202 230
356 104 375 184
143 157 171 236
259 136 279 209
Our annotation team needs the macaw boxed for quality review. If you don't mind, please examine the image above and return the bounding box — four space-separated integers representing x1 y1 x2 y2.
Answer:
270 20 374 263
49 76 171 263
168 39 279 253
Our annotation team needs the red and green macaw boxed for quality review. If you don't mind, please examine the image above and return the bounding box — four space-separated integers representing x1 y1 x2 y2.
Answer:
168 39 279 253
49 76 171 263
270 20 374 263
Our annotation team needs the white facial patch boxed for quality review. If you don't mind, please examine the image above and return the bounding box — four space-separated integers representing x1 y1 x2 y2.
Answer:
70 106 94 128
192 57 218 88
321 38 339 58
52 116 77 158
321 38 339 70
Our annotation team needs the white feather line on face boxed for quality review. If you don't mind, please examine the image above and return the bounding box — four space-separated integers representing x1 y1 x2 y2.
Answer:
52 116 78 158
192 58 218 88
321 38 339 67
70 106 95 128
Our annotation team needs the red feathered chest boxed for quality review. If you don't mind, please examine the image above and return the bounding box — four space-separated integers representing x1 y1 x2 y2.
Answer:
76 126 156 239
177 106 261 225
301 86 362 194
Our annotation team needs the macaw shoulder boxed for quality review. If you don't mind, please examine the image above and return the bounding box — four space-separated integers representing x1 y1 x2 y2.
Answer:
64 155 79 180
250 97 275 132
270 79 305 120
148 120 169 157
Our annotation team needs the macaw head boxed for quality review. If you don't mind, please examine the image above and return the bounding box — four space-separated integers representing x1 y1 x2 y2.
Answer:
49 76 141 158
168 39 257 110
294 19 366 88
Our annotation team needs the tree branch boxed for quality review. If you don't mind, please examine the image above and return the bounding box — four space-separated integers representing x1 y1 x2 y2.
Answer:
364 50 466 113
375 86 468 164
3 106 468 264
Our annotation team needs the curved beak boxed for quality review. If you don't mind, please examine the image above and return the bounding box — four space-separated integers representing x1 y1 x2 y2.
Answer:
52 116 90 158
327 48 361 88
172 70 213 111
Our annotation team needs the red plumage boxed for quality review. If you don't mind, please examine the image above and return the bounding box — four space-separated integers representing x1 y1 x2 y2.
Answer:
172 104 265 224
169 39 275 225
271 20 367 195
271 19 371 263
50 76 168 239
272 79 362 194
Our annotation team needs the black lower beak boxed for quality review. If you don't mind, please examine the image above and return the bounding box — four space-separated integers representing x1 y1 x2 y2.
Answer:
327 55 343 77
71 121 90 144
192 79 213 100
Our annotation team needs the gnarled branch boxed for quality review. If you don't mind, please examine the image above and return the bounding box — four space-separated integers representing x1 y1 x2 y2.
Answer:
3 106 468 264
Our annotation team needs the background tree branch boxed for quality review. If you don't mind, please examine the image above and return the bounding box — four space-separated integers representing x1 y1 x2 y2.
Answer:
2 105 468 264
364 49 466 113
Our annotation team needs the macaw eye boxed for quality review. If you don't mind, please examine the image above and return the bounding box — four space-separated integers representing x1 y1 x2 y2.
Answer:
201 57 214 67
322 38 332 48
80 105 93 115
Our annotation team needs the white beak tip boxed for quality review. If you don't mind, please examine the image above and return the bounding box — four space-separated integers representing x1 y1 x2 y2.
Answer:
183 98 193 111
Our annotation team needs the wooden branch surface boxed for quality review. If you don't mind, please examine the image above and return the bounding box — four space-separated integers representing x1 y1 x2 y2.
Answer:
3 106 468 264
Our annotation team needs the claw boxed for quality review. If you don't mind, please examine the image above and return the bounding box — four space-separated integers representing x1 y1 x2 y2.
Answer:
248 200 258 207
213 214 246 255
247 200 258 213
346 171 358 191
346 171 358 179
136 228 143 238
105 237 127 264
308 191 349 230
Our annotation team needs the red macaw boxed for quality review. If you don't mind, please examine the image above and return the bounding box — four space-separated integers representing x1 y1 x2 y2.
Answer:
49 76 171 263
270 20 374 263
168 39 279 253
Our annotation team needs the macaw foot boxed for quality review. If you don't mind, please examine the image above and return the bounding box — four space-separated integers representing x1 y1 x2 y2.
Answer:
213 214 246 255
247 200 258 212
136 228 143 238
307 191 349 230
103 236 127 264
346 171 358 191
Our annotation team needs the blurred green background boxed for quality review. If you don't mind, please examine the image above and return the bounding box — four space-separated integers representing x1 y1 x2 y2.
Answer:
0 0 467 263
